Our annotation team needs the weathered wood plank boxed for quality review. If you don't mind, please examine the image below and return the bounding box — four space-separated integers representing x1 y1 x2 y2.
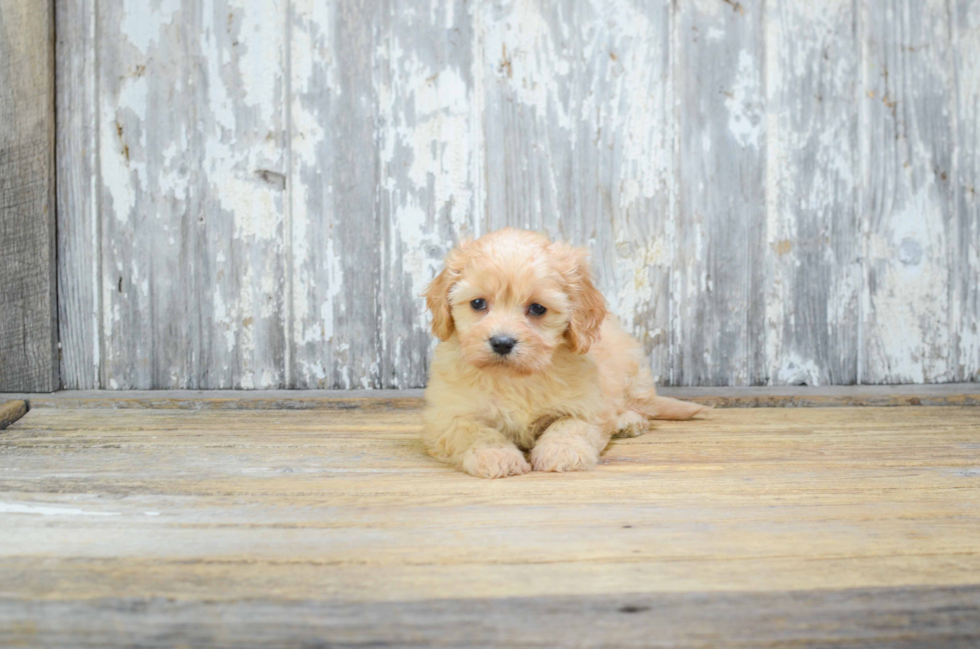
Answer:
480 0 676 382
375 0 479 388
673 0 767 386
288 0 383 390
290 0 479 390
56 0 100 390
764 0 861 386
860 0 956 383
2 384 979 410
952 0 980 383
98 1 288 389
0 0 58 392
3 586 979 648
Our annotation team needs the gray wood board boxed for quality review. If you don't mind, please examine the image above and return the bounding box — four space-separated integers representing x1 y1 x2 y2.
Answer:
860 0 957 384
952 0 980 383
764 0 861 386
0 0 58 392
96 1 288 390
673 0 767 386
55 0 979 389
2 383 978 410
55 0 99 389
2 586 979 648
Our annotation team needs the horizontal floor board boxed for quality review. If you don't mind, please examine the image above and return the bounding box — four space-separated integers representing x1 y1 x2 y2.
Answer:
2 383 979 410
4 586 980 648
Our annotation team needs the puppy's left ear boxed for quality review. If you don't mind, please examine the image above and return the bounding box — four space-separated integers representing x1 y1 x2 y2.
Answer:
553 243 607 354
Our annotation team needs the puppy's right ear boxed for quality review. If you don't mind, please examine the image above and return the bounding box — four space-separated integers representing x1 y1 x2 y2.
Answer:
423 245 467 341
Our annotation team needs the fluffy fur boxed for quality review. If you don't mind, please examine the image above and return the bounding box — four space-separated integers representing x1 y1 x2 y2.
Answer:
422 228 707 479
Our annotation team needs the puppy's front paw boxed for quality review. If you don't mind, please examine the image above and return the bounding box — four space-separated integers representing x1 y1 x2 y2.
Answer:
531 440 599 473
461 445 531 479
612 410 649 438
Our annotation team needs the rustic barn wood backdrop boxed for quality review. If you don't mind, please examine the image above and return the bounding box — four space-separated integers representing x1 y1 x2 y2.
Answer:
23 0 980 389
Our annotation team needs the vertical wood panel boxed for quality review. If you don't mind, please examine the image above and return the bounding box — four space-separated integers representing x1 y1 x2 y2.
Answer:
99 0 287 388
673 0 767 386
56 0 100 389
0 0 58 392
764 0 860 386
480 0 675 382
860 0 955 383
952 0 980 382
289 0 382 389
376 0 480 388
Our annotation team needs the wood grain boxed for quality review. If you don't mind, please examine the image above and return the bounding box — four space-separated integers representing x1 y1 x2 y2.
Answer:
673 0 767 386
2 384 979 410
3 586 979 648
56 0 100 390
0 404 978 644
288 0 479 389
860 1 956 384
289 0 382 390
764 0 861 386
952 0 980 383
0 0 58 392
376 0 479 389
97 0 288 389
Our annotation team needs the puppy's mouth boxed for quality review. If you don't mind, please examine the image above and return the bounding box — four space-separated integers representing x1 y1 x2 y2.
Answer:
480 356 536 376
478 343 545 377
459 332 552 376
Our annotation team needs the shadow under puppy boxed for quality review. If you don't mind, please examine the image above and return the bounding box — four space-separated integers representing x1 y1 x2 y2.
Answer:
422 228 707 479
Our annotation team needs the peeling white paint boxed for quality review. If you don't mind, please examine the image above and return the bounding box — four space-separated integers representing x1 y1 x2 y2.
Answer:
867 188 950 383
60 0 974 390
120 0 179 55
230 0 283 126
775 353 823 386
726 50 764 149
481 0 573 133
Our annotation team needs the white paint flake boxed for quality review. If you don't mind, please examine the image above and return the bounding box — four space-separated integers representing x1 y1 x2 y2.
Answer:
726 50 764 149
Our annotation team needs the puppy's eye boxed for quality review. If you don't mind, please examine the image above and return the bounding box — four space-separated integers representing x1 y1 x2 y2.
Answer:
528 303 547 316
470 298 487 311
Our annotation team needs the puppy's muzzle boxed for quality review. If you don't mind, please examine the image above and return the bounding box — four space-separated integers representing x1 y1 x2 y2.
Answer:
489 335 517 356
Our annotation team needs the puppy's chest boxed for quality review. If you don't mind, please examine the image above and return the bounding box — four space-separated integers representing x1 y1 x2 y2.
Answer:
479 385 564 443
469 354 599 443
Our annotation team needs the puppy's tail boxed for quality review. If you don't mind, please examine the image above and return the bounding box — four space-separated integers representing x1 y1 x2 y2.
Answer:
632 393 711 421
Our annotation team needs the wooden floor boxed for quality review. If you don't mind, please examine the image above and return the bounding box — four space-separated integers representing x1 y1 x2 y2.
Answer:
1 401 979 646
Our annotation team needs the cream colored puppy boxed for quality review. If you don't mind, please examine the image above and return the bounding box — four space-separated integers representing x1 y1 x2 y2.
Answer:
422 228 707 479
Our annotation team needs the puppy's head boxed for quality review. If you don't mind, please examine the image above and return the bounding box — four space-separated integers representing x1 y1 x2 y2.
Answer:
423 228 607 374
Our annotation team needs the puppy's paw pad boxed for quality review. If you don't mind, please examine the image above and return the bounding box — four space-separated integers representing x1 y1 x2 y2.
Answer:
612 411 649 438
461 446 530 479
531 442 599 473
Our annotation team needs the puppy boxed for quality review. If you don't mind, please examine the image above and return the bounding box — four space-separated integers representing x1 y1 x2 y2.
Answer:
422 228 707 478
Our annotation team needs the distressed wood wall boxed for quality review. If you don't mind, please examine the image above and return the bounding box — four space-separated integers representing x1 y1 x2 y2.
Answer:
55 0 979 390
0 0 58 392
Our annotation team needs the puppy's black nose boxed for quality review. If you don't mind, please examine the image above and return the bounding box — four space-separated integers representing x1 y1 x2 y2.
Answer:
489 335 517 356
